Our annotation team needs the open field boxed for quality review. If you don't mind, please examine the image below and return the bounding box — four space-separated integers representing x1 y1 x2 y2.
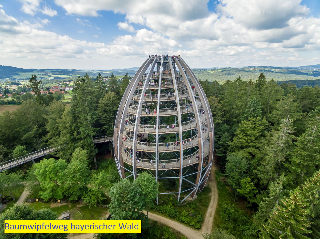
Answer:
193 67 320 82
0 105 21 114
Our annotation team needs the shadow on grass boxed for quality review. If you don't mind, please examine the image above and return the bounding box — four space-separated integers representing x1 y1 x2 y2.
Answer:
27 202 108 220
152 186 212 229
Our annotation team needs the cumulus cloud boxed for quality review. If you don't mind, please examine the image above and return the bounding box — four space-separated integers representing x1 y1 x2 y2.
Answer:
117 22 135 32
0 9 100 60
2 0 320 68
20 0 41 16
0 9 18 26
20 0 57 17
54 0 209 20
217 0 309 30
0 8 168 68
41 5 57 17
53 0 317 49
126 15 145 25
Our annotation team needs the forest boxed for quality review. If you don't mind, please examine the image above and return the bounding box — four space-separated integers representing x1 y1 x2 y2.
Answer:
202 74 320 238
0 72 320 238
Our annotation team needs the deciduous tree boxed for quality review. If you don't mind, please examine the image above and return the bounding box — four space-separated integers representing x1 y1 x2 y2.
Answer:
33 158 67 201
134 172 159 217
0 204 66 239
109 179 144 220
63 148 90 201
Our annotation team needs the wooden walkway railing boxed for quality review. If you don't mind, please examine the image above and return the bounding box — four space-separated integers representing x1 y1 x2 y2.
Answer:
0 136 113 172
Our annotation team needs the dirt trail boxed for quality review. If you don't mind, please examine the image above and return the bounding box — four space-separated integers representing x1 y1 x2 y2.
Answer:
146 211 202 239
67 233 94 239
14 163 218 239
145 163 218 239
200 163 218 235
15 188 30 205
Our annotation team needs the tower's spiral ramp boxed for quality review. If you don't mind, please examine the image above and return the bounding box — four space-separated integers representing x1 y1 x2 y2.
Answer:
113 55 214 202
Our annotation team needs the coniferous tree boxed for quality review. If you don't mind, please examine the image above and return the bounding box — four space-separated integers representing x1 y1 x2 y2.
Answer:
108 73 119 95
288 111 320 188
97 92 120 137
262 170 320 239
262 187 311 239
253 175 285 229
120 73 130 96
28 75 44 105
258 117 295 187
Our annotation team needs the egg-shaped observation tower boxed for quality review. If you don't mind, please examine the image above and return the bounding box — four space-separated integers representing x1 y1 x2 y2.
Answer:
113 55 214 203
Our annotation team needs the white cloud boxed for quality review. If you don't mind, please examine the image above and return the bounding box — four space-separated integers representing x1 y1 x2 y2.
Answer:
93 35 98 38
0 9 101 59
93 28 183 59
0 9 19 26
126 15 145 25
37 18 50 25
76 18 91 27
20 0 41 16
117 22 135 32
53 0 316 48
41 6 57 17
1 0 320 69
54 0 209 20
0 4 3 8
217 0 309 30
20 0 57 17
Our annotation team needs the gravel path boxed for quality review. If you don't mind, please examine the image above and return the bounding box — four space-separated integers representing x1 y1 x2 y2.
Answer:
146 211 202 239
145 163 218 239
15 163 218 239
200 163 218 234
15 188 30 205
67 233 94 239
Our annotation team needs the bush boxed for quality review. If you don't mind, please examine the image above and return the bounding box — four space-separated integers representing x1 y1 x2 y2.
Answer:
153 186 211 229
214 171 253 238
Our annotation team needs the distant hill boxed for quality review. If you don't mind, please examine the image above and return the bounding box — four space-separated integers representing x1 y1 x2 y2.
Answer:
1 64 320 83
193 65 320 82
0 65 137 81
297 64 320 70
0 65 34 79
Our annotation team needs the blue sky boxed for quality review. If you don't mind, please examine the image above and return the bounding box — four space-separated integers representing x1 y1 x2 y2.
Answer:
0 0 320 69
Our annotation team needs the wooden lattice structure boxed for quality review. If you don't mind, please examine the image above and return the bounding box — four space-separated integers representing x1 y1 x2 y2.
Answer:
113 55 214 202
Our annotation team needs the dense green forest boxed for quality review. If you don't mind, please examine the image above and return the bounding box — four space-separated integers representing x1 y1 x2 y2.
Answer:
202 73 320 238
0 73 128 163
1 72 320 238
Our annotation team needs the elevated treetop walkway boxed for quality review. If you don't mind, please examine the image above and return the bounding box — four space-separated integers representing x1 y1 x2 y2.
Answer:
113 55 214 203
0 136 113 172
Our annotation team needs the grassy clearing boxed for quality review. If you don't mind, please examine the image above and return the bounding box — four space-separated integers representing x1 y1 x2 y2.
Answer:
27 185 41 199
145 220 187 239
70 208 82 220
1 184 25 213
213 170 253 238
27 202 108 220
152 186 211 229
12 184 25 202
96 220 187 239
61 94 71 103
0 105 21 114
78 205 108 220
